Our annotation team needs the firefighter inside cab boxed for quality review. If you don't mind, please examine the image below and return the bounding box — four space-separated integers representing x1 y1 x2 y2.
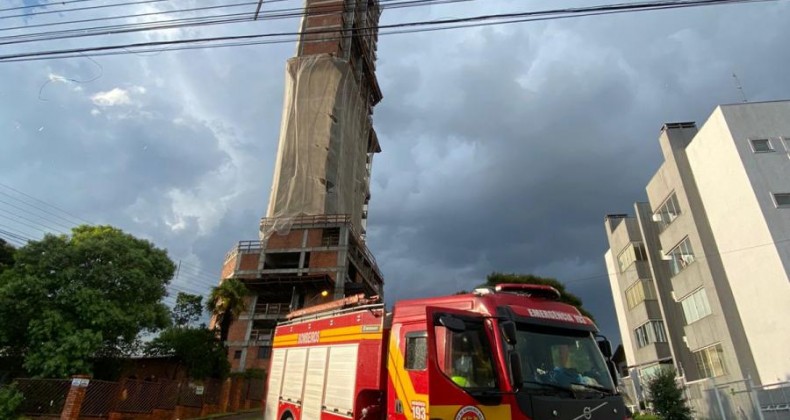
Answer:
447 328 497 388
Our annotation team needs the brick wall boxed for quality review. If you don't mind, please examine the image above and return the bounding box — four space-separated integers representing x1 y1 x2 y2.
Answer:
221 255 237 279
238 253 260 271
306 228 323 247
309 251 338 269
227 318 250 342
300 0 344 56
266 230 303 249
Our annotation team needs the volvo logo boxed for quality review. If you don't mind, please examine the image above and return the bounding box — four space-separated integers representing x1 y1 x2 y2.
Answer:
571 402 607 420
582 406 593 420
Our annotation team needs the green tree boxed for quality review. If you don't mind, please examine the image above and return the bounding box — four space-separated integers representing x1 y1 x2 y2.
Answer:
0 225 175 378
483 272 595 321
0 384 24 419
206 279 249 342
0 238 14 273
645 367 693 420
145 327 229 379
172 292 204 327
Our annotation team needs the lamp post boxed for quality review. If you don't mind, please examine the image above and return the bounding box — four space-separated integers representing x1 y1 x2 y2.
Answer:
304 289 329 307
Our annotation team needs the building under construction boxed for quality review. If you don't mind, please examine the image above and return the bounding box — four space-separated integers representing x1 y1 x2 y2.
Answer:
219 0 385 372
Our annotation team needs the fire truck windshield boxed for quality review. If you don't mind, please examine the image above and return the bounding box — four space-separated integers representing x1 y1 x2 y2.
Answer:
511 323 615 394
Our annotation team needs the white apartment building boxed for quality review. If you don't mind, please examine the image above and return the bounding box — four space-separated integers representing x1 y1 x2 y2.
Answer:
604 100 790 417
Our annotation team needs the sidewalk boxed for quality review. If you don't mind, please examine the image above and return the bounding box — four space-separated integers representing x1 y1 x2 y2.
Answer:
196 409 263 420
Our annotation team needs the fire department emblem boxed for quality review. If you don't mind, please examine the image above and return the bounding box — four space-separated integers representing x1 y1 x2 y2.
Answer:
455 406 485 420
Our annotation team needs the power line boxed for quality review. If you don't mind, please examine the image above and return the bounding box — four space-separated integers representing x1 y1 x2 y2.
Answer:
0 182 91 225
0 189 85 227
0 0 107 14
0 0 462 46
0 0 777 63
0 184 221 283
0 0 173 20
0 2 259 34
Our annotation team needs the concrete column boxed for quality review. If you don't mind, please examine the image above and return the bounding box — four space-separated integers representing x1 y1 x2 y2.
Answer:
60 375 90 420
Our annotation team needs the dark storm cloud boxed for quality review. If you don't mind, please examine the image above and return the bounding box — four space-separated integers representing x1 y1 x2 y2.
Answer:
365 1 790 339
1 0 789 340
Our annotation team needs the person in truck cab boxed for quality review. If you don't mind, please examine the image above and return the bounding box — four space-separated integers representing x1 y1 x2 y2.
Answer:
543 343 602 388
449 333 496 388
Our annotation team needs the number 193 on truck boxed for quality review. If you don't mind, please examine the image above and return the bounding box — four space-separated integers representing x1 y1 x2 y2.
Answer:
264 283 630 420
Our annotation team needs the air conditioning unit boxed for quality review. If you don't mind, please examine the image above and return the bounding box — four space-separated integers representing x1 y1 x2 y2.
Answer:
652 213 663 222
682 336 689 348
660 251 672 260
671 291 678 302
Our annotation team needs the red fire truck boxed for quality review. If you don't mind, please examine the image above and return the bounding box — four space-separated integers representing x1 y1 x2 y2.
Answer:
263 284 629 420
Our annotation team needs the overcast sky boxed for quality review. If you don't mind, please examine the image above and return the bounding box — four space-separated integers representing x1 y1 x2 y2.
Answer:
1 0 789 341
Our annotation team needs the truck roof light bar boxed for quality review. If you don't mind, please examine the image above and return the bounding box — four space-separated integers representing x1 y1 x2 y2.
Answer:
493 283 561 300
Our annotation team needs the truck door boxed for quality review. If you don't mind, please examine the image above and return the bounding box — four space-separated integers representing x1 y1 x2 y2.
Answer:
425 307 511 420
386 319 429 420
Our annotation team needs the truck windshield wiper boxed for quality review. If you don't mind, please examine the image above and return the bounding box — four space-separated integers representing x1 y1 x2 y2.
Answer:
520 380 575 396
569 382 615 395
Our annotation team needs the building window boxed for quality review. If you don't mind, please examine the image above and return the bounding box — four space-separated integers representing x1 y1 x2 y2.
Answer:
405 332 427 370
625 279 657 310
681 288 712 324
618 242 648 273
772 193 790 208
653 193 681 231
634 320 667 348
257 346 272 359
321 228 340 246
234 350 242 360
782 137 790 152
750 138 773 153
694 344 727 378
667 237 695 276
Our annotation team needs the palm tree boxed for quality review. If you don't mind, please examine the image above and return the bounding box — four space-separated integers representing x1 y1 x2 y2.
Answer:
206 278 250 343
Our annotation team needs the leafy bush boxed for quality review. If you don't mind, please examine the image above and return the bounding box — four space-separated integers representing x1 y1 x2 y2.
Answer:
645 367 693 420
0 384 24 419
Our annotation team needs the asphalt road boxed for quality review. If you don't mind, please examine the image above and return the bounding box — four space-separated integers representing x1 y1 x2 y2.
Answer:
214 410 263 420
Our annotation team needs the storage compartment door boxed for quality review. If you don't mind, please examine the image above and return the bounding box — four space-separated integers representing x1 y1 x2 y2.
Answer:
323 344 359 417
302 347 329 420
281 348 308 405
264 349 286 420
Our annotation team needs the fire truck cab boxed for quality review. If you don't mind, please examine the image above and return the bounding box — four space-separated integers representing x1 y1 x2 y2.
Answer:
264 284 628 420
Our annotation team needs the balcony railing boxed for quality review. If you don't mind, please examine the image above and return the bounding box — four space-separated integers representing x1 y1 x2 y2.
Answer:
253 303 290 318
249 329 273 343
224 240 262 263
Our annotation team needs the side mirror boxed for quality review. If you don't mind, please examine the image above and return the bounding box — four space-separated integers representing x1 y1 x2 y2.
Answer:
596 335 613 359
501 321 517 345
509 353 523 391
439 315 466 332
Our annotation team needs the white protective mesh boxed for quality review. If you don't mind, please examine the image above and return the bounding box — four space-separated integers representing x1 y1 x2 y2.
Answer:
264 54 370 238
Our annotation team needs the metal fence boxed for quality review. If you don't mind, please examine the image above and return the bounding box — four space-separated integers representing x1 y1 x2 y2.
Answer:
10 377 264 419
14 378 71 416
681 377 790 420
627 372 790 420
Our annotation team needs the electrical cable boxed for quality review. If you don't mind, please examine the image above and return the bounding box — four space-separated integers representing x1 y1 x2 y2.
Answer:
0 0 464 46
0 0 173 20
0 0 108 13
0 2 259 34
0 0 776 63
0 185 221 283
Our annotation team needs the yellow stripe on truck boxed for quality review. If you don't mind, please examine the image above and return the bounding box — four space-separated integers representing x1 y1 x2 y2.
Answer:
387 335 428 419
272 325 382 348
429 405 512 419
